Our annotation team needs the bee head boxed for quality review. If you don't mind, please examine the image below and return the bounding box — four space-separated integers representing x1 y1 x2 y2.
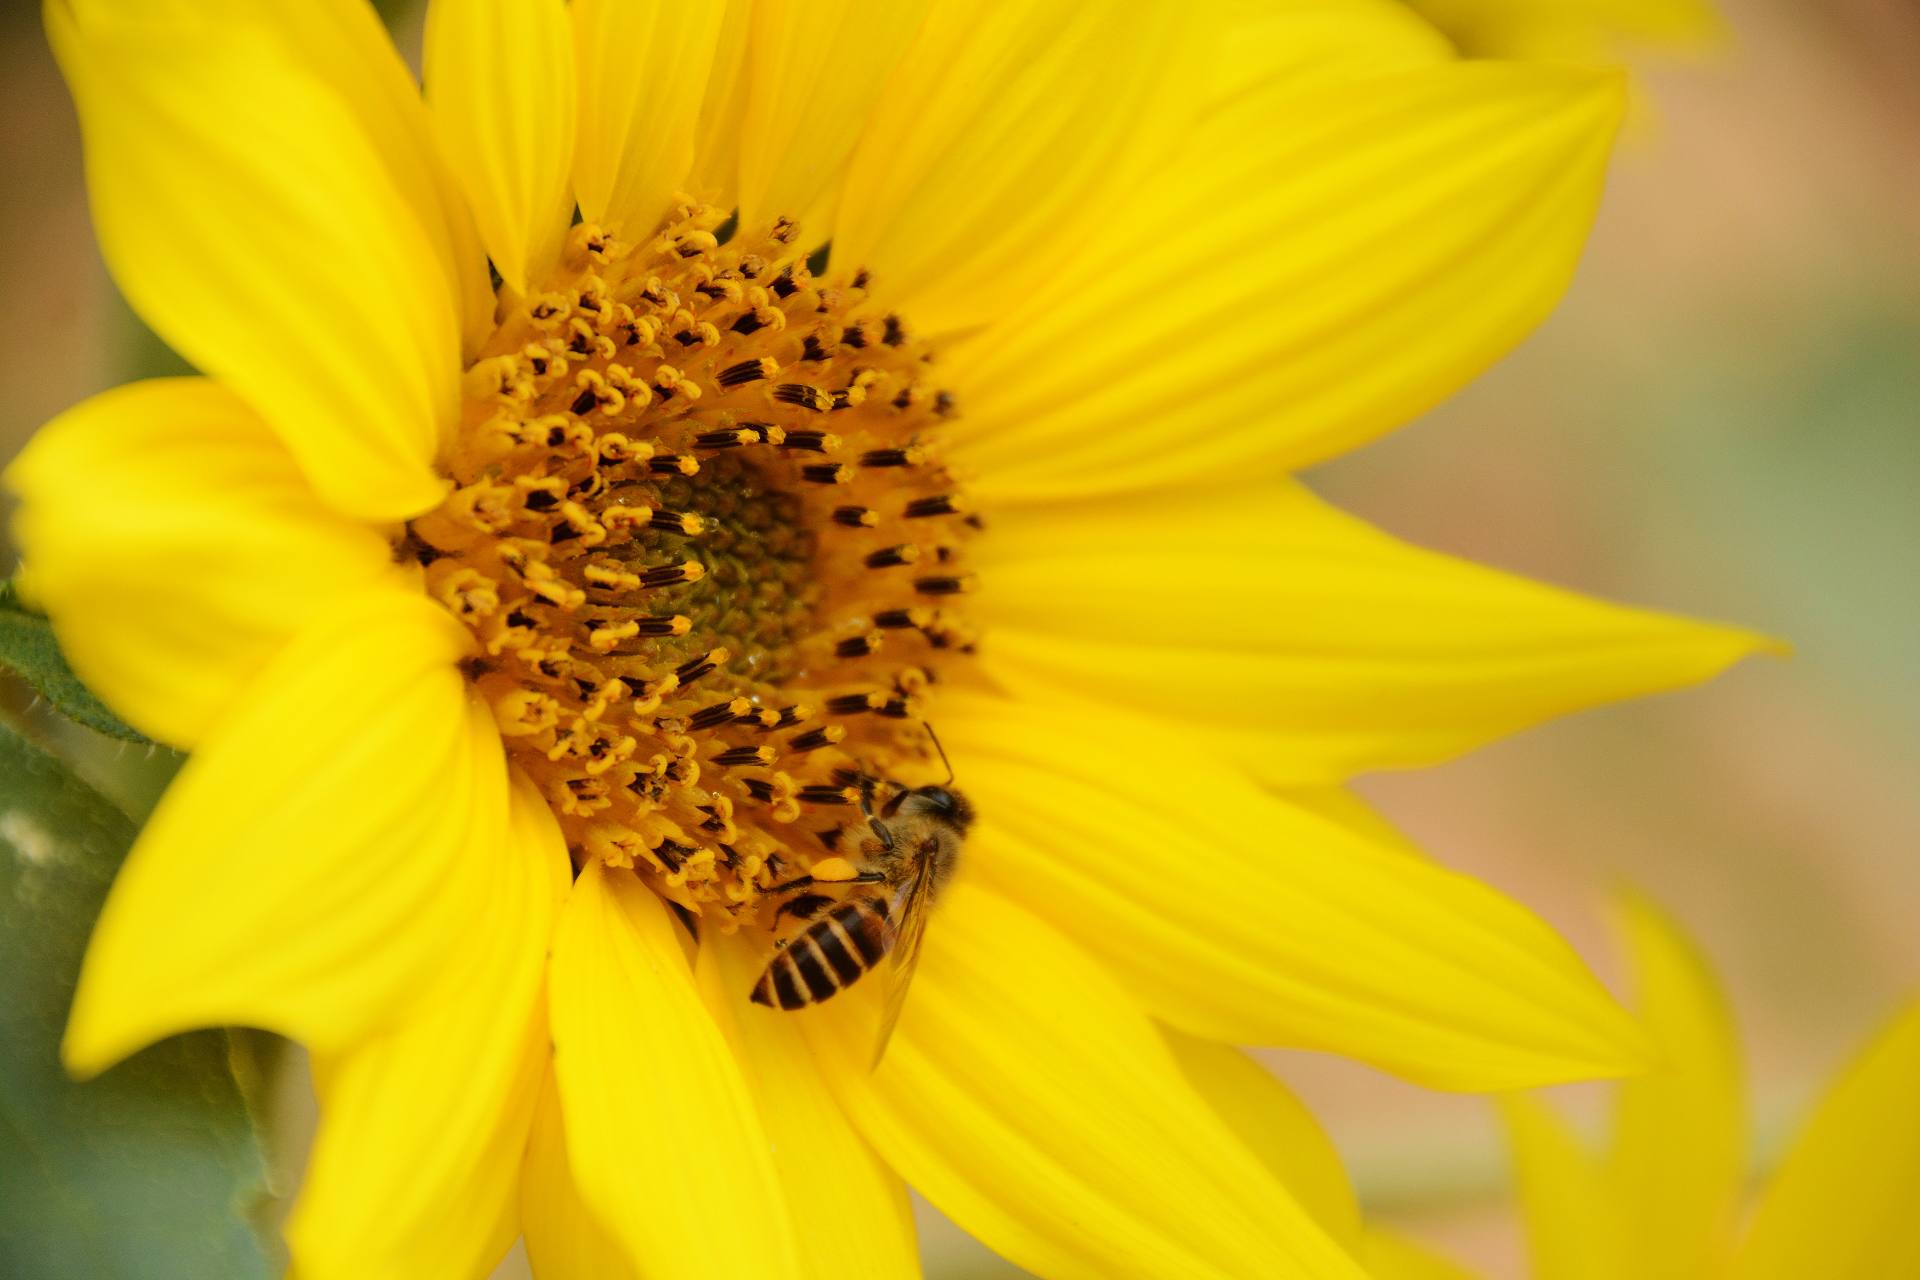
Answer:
901 784 974 833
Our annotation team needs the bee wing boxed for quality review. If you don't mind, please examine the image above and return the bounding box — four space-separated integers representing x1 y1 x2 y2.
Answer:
870 855 937 1069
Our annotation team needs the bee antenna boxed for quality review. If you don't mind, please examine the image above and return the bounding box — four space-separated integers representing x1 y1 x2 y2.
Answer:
923 721 955 787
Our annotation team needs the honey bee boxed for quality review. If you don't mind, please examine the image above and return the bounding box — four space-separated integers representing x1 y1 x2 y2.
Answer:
752 727 969 1065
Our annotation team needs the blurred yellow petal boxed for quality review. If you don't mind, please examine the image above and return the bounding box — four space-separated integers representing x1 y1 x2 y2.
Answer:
4 378 396 749
425 0 576 293
570 0 729 239
804 882 1367 1280
944 691 1648 1090
1210 0 1450 106
286 771 567 1280
1501 1095 1627 1280
1603 893 1743 1280
697 934 918 1280
947 63 1625 502
1362 1231 1484 1280
1275 786 1426 859
62 592 501 1076
1163 1029 1361 1246
1734 1000 1920 1280
976 479 1773 784
48 2 464 521
521 1069 636 1280
1406 0 1725 62
735 0 930 233
549 863 803 1280
830 0 1202 335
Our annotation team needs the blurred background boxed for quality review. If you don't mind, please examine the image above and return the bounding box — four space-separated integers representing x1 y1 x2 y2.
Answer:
1 0 1915 1276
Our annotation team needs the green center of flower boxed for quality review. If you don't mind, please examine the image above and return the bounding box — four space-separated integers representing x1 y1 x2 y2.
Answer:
404 206 977 925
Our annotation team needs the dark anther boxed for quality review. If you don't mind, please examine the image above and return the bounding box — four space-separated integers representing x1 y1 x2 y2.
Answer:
836 635 878 659
859 448 913 468
914 575 969 596
827 694 877 716
716 745 774 767
718 358 772 387
523 489 559 511
731 311 768 335
675 651 722 686
833 505 876 527
787 727 836 753
744 778 776 802
689 700 743 732
800 334 830 362
802 463 850 484
798 784 856 806
872 609 920 629
905 495 961 519
773 383 832 412
649 509 698 532
640 563 698 588
864 545 916 569
781 429 832 452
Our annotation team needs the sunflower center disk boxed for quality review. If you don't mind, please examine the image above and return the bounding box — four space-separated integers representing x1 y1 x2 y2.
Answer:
406 207 978 924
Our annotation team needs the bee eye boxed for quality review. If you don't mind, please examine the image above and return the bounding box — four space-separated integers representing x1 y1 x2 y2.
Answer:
917 786 954 813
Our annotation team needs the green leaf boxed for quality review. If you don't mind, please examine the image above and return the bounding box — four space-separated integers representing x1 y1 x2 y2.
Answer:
0 583 149 743
0 721 272 1279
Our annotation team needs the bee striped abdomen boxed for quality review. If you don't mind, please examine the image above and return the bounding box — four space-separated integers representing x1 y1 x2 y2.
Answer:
753 897 892 1010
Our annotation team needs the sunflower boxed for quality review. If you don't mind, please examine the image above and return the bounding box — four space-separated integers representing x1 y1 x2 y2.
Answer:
10 1 1772 1277
1501 897 1920 1280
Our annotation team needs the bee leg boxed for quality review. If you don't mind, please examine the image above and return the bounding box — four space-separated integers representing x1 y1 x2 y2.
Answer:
858 779 896 852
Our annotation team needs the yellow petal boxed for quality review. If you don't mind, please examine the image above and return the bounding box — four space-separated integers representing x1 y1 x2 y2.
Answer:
66 0 495 346
48 2 459 520
1361 1231 1484 1280
521 1066 639 1280
569 0 729 239
943 691 1650 1089
734 0 931 233
829 0 1203 335
1210 0 1450 107
62 591 502 1076
696 933 918 1280
4 378 396 749
1602 893 1743 1279
802 881 1367 1280
684 0 754 208
1163 1028 1361 1246
548 863 803 1280
425 0 576 293
975 479 1774 785
1734 1000 1920 1280
284 770 567 1280
946 62 1626 502
1500 1095 1628 1280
